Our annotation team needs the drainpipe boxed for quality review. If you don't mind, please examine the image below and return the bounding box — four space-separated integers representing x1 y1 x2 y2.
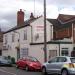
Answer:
59 42 60 56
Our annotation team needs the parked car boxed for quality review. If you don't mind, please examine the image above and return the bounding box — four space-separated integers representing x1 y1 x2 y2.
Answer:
0 56 12 66
42 56 75 75
16 56 42 71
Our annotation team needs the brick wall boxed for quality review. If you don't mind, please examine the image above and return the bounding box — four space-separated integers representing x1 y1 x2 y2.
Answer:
54 26 72 40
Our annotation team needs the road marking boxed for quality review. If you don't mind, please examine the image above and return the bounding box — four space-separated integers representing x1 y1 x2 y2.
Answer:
0 69 17 75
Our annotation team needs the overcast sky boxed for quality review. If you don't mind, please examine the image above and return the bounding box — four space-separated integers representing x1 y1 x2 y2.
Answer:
1 0 75 31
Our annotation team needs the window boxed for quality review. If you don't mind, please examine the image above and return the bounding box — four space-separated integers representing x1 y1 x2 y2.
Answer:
20 48 28 58
49 57 58 63
24 29 27 40
12 33 15 42
61 50 68 56
61 48 68 56
70 58 75 63
5 35 7 44
57 57 67 62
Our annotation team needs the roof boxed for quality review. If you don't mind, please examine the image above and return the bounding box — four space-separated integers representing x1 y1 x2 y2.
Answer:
58 14 75 24
48 14 75 25
4 14 75 34
4 25 30 34
47 14 75 29
3 18 39 34
47 19 59 25
47 19 61 29
4 16 43 34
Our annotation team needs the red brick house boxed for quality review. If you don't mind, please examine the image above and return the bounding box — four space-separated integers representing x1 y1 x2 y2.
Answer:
48 14 75 57
48 14 75 42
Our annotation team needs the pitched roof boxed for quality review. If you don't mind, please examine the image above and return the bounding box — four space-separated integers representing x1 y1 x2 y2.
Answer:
58 14 75 24
47 14 75 29
4 18 38 34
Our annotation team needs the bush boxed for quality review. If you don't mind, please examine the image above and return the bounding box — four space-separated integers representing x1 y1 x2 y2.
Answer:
7 56 11 59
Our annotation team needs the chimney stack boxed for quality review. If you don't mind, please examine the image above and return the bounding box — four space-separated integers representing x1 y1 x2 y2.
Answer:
17 9 24 26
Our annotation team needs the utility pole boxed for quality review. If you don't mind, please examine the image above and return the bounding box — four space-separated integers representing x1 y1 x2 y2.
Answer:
72 23 74 51
44 0 47 62
34 0 35 16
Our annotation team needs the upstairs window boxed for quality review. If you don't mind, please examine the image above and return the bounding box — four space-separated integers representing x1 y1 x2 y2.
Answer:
12 33 15 42
5 35 7 44
61 48 69 56
24 29 27 40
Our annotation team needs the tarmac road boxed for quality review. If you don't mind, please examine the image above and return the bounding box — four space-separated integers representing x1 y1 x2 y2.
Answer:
0 67 42 75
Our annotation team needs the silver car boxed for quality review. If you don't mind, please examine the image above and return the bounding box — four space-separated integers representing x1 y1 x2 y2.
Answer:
42 56 75 75
0 56 12 66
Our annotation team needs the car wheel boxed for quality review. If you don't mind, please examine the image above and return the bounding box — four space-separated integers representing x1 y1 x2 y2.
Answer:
42 67 47 75
25 66 29 71
61 69 68 75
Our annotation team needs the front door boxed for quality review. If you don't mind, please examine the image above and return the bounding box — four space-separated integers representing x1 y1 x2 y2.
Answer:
17 49 20 60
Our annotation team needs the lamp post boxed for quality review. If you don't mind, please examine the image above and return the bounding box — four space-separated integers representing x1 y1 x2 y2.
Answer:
44 0 47 62
13 31 20 60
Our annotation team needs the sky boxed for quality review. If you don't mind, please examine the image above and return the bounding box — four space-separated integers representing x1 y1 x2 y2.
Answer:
1 0 75 31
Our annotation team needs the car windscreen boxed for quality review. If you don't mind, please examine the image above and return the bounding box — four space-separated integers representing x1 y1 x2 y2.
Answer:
70 58 75 63
30 57 38 62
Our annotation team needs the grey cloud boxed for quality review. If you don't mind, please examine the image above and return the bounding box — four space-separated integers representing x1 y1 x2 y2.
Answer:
0 9 30 31
0 10 17 31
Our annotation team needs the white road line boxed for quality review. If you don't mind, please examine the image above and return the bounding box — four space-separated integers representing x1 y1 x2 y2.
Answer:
0 69 17 75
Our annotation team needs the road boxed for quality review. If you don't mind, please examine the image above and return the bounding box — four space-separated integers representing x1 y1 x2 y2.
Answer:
0 67 42 75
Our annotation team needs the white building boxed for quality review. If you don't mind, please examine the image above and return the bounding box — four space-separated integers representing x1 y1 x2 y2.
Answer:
2 10 73 63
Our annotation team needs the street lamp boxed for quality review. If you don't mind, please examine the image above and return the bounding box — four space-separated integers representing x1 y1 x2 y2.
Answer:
13 31 20 60
44 0 47 62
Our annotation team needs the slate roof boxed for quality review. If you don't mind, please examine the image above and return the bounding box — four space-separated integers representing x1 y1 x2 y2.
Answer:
4 14 75 34
3 18 38 34
58 14 75 24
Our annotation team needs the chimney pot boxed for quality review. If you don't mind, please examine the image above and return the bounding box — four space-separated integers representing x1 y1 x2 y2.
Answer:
30 12 34 19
